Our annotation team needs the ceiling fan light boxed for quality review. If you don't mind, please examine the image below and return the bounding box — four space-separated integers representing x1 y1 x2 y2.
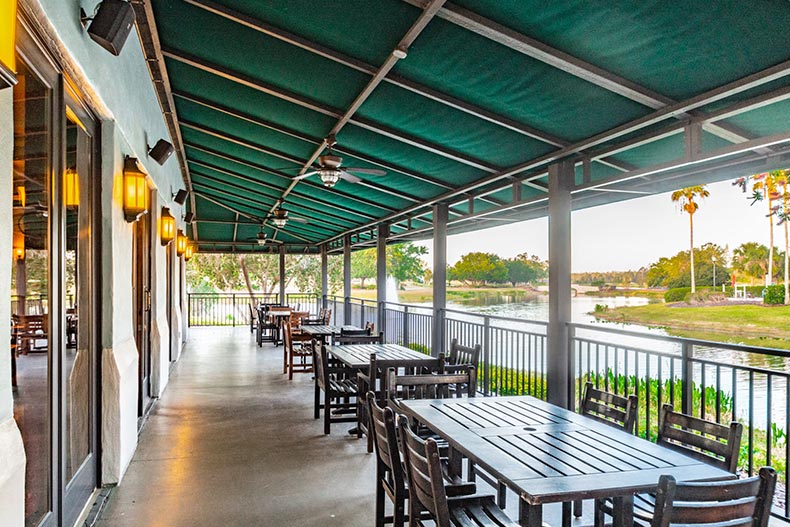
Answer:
257 238 267 246
320 169 341 187
273 218 287 227
272 208 288 227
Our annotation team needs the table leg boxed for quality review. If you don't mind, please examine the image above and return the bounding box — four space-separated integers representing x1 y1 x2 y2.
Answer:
613 495 634 527
447 447 463 481
562 502 572 527
518 499 542 527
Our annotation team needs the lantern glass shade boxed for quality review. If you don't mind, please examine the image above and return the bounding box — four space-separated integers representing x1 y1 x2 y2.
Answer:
0 0 16 88
123 157 149 222
184 244 195 260
176 230 187 256
160 208 176 245
64 169 80 208
13 232 24 260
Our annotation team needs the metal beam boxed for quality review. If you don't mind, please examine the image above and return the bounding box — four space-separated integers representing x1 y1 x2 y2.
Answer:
162 47 498 173
343 235 352 323
432 202 448 356
377 223 389 331
279 245 286 304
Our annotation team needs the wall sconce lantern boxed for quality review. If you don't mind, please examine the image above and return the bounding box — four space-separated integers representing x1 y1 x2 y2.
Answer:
64 169 80 208
0 0 17 90
184 243 195 261
176 230 187 256
160 207 175 245
13 232 24 261
123 157 149 222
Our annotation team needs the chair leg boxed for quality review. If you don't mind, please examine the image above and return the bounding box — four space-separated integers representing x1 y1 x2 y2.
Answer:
314 383 320 419
323 391 331 435
283 346 288 374
288 352 294 380
375 466 386 527
562 502 572 527
574 499 583 518
594 499 605 527
393 487 406 527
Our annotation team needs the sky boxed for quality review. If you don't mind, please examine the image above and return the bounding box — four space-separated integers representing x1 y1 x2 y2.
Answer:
415 179 777 273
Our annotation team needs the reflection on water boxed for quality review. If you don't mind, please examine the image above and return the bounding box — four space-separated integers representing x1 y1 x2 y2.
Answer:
445 294 790 430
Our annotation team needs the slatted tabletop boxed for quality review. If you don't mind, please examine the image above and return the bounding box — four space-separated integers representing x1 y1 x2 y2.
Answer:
300 325 362 337
327 343 435 369
398 396 733 527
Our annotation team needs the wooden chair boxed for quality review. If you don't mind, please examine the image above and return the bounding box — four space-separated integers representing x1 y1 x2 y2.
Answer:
447 338 481 368
282 322 314 380
571 383 639 518
597 403 744 527
303 308 326 326
248 303 257 334
333 332 383 346
397 414 519 527
365 321 375 333
650 467 775 527
386 366 476 403
313 344 358 434
12 314 47 354
256 305 279 347
368 394 476 527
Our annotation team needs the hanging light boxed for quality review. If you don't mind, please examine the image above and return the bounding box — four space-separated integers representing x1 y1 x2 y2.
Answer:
319 169 341 188
0 0 16 89
160 207 175 245
64 168 80 208
184 243 195 261
123 157 149 222
176 229 187 256
13 186 25 207
12 232 24 261
272 207 288 227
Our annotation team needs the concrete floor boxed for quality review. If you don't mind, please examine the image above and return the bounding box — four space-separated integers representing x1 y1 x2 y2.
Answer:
96 327 580 527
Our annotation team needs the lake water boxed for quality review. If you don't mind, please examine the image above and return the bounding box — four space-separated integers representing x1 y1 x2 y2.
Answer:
407 291 790 430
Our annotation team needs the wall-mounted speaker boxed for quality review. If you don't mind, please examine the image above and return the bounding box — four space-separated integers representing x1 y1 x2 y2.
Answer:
173 189 189 205
184 212 195 224
149 139 175 165
87 0 136 56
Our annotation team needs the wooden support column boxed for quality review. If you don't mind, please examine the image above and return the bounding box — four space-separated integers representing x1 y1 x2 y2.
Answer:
547 161 574 408
432 202 448 357
377 223 389 332
320 243 328 308
279 244 286 306
343 234 352 325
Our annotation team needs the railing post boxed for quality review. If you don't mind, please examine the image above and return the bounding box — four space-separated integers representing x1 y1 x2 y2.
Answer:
567 324 576 408
232 294 236 327
681 342 694 414
403 305 409 347
483 315 491 396
187 293 192 327
379 301 387 339
360 300 365 328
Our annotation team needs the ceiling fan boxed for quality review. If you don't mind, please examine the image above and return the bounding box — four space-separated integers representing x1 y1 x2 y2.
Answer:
263 201 308 228
246 224 284 246
291 134 386 188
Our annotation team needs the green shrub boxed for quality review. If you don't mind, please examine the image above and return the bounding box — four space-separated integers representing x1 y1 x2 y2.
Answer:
664 287 691 302
764 285 785 305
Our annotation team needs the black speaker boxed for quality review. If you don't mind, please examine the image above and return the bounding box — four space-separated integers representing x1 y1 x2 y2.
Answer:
149 139 175 165
183 212 195 224
173 189 189 205
87 0 136 56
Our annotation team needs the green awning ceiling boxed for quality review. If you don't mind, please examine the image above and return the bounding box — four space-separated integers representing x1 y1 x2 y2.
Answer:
146 0 790 252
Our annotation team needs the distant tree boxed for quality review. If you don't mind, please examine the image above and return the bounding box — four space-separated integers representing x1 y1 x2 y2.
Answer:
504 254 548 286
451 252 508 286
775 170 790 304
387 243 428 286
646 243 728 288
350 248 376 287
731 242 783 286
735 172 782 286
671 185 709 293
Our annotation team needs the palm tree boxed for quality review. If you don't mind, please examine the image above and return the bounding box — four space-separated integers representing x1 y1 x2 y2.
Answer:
671 185 709 293
751 173 780 286
773 170 790 304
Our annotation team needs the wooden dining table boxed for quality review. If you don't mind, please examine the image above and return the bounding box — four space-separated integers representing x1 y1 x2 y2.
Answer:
326 343 436 370
397 395 733 527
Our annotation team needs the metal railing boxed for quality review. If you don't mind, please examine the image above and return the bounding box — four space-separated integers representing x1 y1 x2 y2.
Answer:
187 293 322 326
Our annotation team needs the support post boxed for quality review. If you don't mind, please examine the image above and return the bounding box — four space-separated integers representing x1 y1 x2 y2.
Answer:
320 243 328 309
279 245 286 306
377 223 389 333
343 234 352 325
547 161 574 408
432 203 448 357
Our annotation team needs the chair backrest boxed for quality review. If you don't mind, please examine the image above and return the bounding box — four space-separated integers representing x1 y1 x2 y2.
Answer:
657 404 743 473
340 327 372 337
580 382 638 434
289 312 302 328
323 309 332 324
387 365 476 401
367 392 404 487
249 303 257 320
334 332 383 346
448 338 481 366
283 321 293 351
314 344 329 390
398 414 452 527
365 321 375 333
650 467 776 527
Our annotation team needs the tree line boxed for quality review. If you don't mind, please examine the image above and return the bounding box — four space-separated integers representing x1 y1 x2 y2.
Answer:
447 252 547 287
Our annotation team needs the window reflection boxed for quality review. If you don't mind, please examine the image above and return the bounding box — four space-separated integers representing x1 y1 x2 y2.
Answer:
12 60 51 527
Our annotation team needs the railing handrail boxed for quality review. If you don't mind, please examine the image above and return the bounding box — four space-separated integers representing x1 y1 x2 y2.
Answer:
443 307 550 328
569 322 790 358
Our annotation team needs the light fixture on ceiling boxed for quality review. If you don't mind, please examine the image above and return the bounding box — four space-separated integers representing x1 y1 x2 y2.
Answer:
148 139 175 165
176 229 188 256
160 207 176 246
0 0 17 90
392 47 408 60
272 207 288 227
123 157 149 222
256 231 267 246
319 169 342 188
81 0 136 56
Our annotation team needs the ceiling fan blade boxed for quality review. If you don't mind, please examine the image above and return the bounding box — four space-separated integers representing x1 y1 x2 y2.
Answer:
339 171 362 184
293 171 318 181
291 217 309 224
344 167 386 176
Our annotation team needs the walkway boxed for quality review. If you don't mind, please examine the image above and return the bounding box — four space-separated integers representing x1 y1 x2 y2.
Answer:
96 327 377 527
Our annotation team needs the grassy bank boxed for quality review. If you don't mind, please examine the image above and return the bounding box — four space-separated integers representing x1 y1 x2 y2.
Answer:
583 288 665 300
350 286 541 304
593 303 790 349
